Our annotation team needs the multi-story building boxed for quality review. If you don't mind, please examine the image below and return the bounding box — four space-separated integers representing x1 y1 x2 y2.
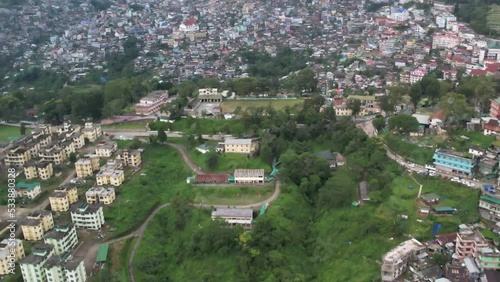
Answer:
432 33 460 49
479 194 500 223
455 224 488 259
115 149 142 167
44 253 86 282
21 220 45 241
95 169 124 186
67 132 85 149
82 122 102 142
233 169 265 184
476 247 500 270
433 148 477 177
95 141 117 157
24 161 54 180
70 203 105 230
19 243 54 282
381 239 426 282
85 187 116 205
410 67 428 84
490 97 500 120
44 223 78 255
38 146 66 165
222 138 258 154
389 7 409 22
75 158 99 178
15 182 42 199
211 208 253 227
135 90 169 115
49 184 78 212
0 239 25 275
4 146 31 167
27 211 54 232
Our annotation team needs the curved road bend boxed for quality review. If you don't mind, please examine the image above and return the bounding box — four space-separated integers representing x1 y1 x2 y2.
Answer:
91 142 282 282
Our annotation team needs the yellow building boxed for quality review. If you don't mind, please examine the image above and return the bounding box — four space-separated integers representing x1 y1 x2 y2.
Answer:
85 187 116 204
27 210 54 232
23 161 54 180
75 155 100 178
21 219 45 241
96 169 124 186
0 239 25 275
39 146 66 165
115 149 142 167
15 182 41 199
49 184 78 212
222 139 258 154
4 146 31 167
335 105 353 116
60 140 76 158
95 141 117 157
69 132 85 149
83 122 102 142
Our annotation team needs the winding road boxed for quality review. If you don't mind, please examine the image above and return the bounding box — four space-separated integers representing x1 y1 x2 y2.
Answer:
97 142 282 282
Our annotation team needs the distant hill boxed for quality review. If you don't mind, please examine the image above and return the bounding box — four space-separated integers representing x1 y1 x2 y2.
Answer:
449 0 500 38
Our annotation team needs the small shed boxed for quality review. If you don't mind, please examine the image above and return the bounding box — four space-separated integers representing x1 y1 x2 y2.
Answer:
96 244 109 263
196 144 212 154
434 207 457 215
420 193 440 205
419 206 431 214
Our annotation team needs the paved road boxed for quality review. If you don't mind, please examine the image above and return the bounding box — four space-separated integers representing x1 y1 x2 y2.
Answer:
355 116 377 137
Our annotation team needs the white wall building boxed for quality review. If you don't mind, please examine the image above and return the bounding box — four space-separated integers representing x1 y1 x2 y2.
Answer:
211 208 253 227
20 243 54 282
70 203 105 230
44 223 78 255
432 33 460 49
233 169 265 184
44 253 86 282
389 7 410 22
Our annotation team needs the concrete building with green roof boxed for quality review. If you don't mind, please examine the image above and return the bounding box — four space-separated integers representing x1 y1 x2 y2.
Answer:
15 181 41 199
479 195 500 223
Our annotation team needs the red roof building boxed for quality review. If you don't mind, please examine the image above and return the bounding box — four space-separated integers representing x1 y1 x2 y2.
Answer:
195 174 230 183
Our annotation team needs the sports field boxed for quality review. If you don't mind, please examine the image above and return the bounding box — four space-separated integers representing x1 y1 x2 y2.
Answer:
0 125 30 142
488 5 500 31
220 99 304 113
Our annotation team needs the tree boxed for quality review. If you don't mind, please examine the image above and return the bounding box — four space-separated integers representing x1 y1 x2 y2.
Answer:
205 151 219 170
372 116 386 132
157 128 167 143
69 152 77 163
388 114 419 134
379 96 395 114
20 123 26 135
409 83 423 107
438 93 472 127
425 79 441 104
346 98 361 116
148 134 158 144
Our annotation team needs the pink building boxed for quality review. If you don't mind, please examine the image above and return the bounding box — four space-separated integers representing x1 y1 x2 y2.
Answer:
135 90 169 115
432 33 460 49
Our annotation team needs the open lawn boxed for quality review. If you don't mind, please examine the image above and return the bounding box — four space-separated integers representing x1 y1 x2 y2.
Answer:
376 174 480 240
0 125 30 142
104 144 193 239
168 118 245 135
101 120 151 130
194 185 275 206
220 99 304 113
451 130 495 151
189 149 271 173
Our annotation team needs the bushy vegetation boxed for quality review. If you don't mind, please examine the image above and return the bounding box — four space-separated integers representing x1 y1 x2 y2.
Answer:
382 133 434 165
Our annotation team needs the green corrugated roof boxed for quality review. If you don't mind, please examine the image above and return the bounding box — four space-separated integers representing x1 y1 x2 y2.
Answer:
15 182 40 191
96 244 109 263
481 195 500 205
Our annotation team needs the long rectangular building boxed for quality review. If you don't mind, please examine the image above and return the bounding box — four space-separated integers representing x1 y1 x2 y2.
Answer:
433 148 477 177
211 208 253 227
233 169 265 184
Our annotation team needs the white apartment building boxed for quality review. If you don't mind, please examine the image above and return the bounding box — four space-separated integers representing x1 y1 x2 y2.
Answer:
432 33 460 49
20 243 54 282
389 7 409 22
44 253 86 282
410 68 428 84
211 208 253 227
70 203 105 230
381 239 425 282
44 223 78 255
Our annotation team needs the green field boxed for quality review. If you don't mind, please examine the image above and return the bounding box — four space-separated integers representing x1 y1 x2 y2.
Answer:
381 133 434 165
0 125 31 142
220 99 304 113
488 5 500 31
91 237 136 282
168 118 245 135
64 84 103 94
194 185 275 206
101 120 151 130
189 149 271 173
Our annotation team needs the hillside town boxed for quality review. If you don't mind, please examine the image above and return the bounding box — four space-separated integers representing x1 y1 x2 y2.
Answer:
2 0 500 281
